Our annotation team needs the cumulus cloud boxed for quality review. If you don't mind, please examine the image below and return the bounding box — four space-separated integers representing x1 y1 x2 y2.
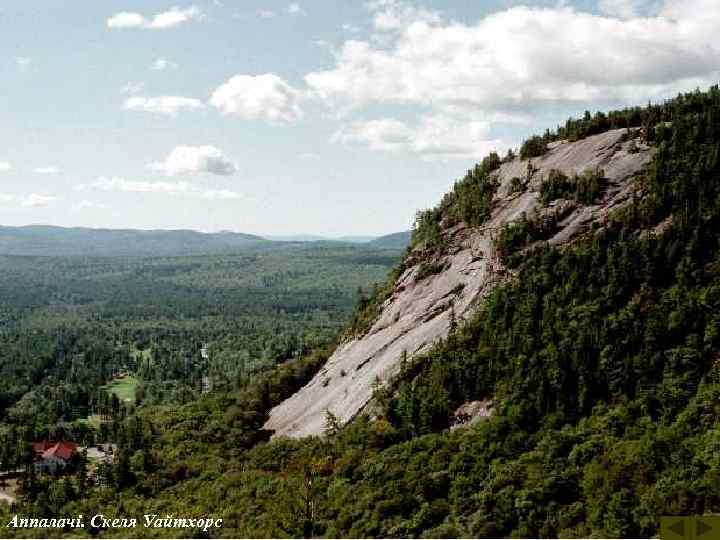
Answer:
334 114 504 160
210 74 303 123
367 0 442 31
307 5 720 110
107 6 202 29
305 0 720 158
0 161 11 172
148 146 237 176
32 166 60 174
124 96 205 116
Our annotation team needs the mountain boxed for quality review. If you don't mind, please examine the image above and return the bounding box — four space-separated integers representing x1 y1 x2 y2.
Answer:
263 234 328 242
266 127 655 437
368 230 411 249
264 234 379 243
0 225 267 256
334 235 378 243
252 87 720 536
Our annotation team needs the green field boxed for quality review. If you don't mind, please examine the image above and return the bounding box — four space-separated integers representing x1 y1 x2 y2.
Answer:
103 376 139 403
75 415 101 429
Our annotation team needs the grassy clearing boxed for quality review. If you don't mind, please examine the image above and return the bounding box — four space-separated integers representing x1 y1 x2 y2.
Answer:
76 414 102 429
103 376 139 403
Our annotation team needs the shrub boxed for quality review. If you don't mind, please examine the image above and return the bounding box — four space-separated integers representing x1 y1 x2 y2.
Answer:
520 136 549 159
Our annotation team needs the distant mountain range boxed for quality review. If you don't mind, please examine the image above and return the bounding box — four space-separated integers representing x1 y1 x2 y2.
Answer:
0 225 266 257
263 234 403 244
368 231 412 249
264 231 410 245
0 225 411 257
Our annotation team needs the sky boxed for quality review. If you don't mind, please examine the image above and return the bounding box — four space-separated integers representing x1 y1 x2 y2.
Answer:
0 0 718 236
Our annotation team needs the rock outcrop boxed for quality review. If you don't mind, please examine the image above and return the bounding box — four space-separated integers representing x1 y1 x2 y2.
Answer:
265 128 654 439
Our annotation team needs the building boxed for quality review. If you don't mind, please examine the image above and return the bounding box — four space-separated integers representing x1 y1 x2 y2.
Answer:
32 442 78 474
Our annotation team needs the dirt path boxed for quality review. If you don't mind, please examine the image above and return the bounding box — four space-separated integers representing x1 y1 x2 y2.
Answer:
0 492 15 504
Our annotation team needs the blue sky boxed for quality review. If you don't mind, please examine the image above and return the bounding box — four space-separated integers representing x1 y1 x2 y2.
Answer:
0 0 717 236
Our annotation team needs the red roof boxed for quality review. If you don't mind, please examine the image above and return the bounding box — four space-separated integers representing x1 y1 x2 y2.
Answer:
32 441 54 454
33 441 78 461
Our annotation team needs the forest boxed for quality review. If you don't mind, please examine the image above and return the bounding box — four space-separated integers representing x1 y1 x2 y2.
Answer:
1 86 720 538
0 242 401 522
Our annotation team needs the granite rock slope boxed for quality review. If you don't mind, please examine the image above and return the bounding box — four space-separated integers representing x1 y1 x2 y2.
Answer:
265 128 654 438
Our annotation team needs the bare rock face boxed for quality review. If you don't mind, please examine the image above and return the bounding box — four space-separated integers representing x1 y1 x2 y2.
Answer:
451 399 493 430
265 129 654 439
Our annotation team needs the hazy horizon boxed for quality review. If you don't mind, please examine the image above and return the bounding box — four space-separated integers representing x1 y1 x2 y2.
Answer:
1 0 718 236
0 222 406 238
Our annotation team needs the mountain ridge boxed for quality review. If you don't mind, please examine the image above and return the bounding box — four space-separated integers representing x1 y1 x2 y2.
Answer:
266 127 655 438
0 225 412 257
0 224 265 257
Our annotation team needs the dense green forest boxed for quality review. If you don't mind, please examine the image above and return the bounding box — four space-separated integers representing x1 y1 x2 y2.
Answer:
0 243 400 521
2 87 720 538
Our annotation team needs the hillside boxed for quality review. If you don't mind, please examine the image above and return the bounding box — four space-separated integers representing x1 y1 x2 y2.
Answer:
0 225 266 256
266 128 654 437
368 231 412 249
3 87 720 539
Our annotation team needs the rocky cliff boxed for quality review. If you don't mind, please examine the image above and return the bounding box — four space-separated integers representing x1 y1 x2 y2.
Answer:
265 128 655 438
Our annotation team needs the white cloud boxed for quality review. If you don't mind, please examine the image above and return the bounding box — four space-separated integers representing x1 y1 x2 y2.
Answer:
0 192 56 207
107 12 146 28
32 166 60 174
22 194 56 207
76 177 243 202
123 96 205 116
307 5 720 110
149 6 202 29
201 189 242 200
367 0 442 31
305 0 720 158
287 3 304 15
257 9 275 18
210 74 303 123
107 6 202 29
0 161 11 172
152 57 177 71
77 177 193 195
334 114 504 160
149 146 237 176
342 23 361 33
